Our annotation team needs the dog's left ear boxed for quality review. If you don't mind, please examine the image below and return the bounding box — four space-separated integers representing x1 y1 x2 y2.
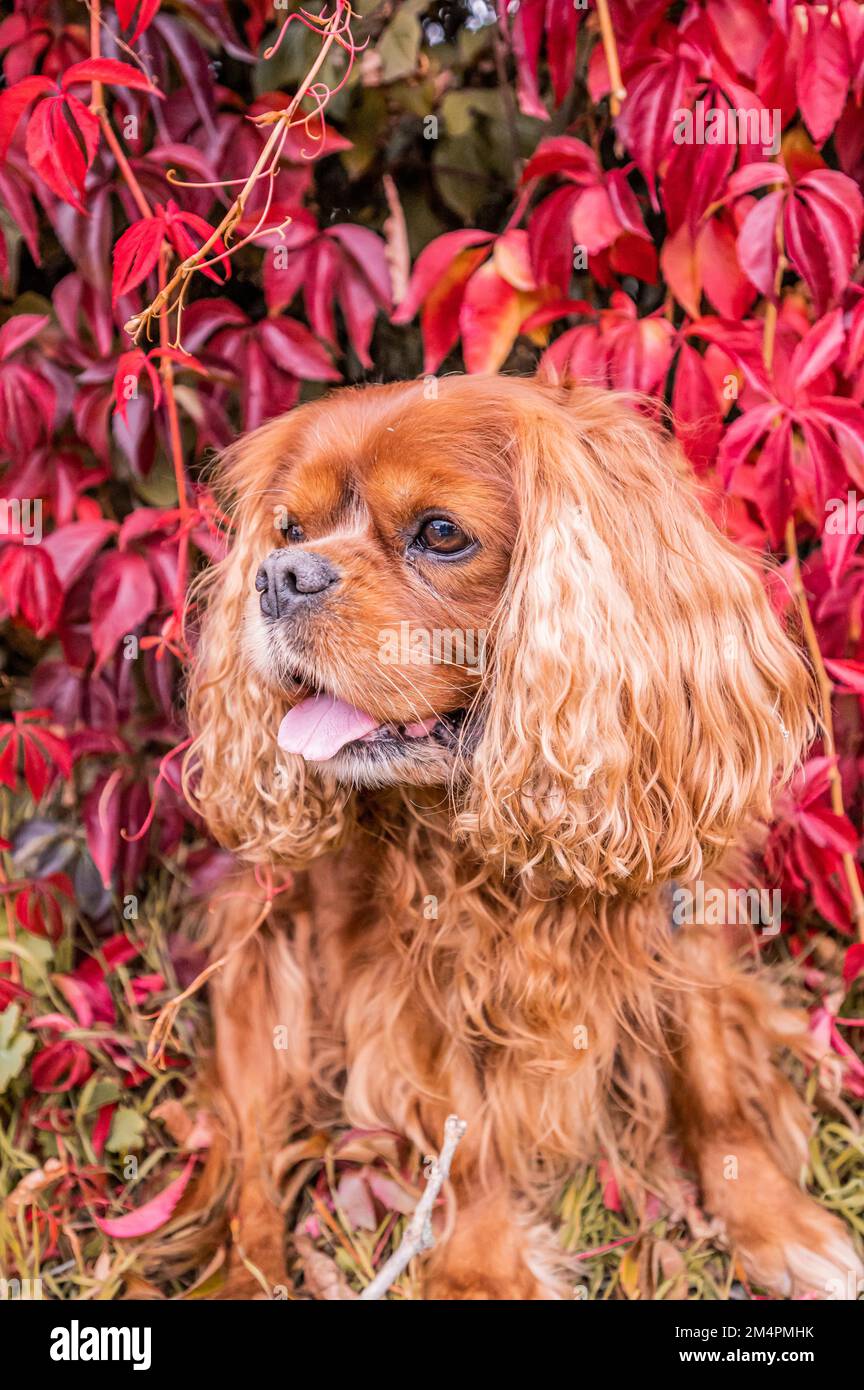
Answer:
459 383 814 892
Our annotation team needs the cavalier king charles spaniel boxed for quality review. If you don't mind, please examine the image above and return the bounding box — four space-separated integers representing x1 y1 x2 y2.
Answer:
182 374 862 1300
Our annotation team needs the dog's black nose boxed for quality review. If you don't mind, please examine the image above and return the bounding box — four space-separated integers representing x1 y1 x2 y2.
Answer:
255 549 341 619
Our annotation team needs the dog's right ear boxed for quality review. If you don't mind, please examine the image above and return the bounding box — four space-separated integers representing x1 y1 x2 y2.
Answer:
183 413 349 864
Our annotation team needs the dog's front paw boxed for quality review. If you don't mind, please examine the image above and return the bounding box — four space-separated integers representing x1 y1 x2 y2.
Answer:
422 1193 562 1301
697 1136 862 1299
736 1204 863 1300
424 1267 548 1301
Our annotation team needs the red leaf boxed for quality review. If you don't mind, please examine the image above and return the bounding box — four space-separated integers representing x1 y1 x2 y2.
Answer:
163 204 229 285
42 520 118 592
0 75 52 162
366 1171 416 1215
805 398 864 486
83 770 124 889
528 186 580 292
510 0 548 121
459 261 524 374
15 881 65 940
0 546 62 637
736 189 784 297
799 805 859 855
92 1103 116 1157
725 161 789 199
822 520 861 589
90 550 157 671
337 270 378 369
843 942 864 987
493 229 536 292
112 349 163 422
799 416 847 516
31 1040 92 1092
825 659 864 695
21 736 48 800
521 135 598 185
699 218 757 319
605 304 675 395
24 94 100 211
571 183 628 256
545 0 581 106
61 58 159 94
797 9 852 146
660 224 701 319
96 1156 197 1238
662 86 737 231
257 318 340 381
27 725 72 780
672 343 722 471
748 414 795 546
791 309 845 394
112 219 166 305
617 54 694 191
116 0 162 43
326 224 392 308
336 1172 377 1231
0 313 50 360
392 230 492 325
785 171 864 315
707 0 774 80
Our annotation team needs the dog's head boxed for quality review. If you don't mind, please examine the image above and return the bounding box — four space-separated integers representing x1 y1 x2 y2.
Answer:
187 376 812 890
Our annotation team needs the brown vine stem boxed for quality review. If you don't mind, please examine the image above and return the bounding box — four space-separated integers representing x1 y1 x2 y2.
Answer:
763 209 864 939
88 0 104 114
87 0 190 641
126 2 353 347
761 197 786 375
595 0 627 118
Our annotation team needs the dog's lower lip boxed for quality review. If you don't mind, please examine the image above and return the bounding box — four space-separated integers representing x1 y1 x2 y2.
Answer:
279 674 467 760
347 707 467 751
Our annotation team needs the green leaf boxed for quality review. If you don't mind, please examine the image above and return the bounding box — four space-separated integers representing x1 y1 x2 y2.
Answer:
0 1004 35 1094
106 1105 147 1153
376 2 424 84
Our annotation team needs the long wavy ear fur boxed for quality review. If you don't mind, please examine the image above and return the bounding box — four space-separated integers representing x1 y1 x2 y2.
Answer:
183 415 349 865
458 383 814 892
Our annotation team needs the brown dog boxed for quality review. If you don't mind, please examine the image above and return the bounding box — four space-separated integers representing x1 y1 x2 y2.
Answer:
184 375 861 1299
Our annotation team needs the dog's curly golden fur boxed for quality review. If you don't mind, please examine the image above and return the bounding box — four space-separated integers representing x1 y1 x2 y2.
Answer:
181 376 861 1299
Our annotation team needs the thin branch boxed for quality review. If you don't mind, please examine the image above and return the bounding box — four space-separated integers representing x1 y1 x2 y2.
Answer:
126 2 359 348
87 0 191 650
595 0 626 117
88 0 104 114
761 194 787 373
97 113 153 221
359 1115 467 1300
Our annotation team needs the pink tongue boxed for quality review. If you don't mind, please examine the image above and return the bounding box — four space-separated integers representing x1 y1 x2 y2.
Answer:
277 694 380 761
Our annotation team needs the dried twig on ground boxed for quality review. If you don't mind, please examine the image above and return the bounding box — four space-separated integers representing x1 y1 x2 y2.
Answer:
358 1114 467 1301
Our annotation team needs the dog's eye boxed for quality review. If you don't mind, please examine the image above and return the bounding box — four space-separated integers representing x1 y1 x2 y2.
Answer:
280 519 305 544
414 517 473 556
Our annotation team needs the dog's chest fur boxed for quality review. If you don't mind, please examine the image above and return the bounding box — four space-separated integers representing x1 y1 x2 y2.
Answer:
269 817 679 1187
